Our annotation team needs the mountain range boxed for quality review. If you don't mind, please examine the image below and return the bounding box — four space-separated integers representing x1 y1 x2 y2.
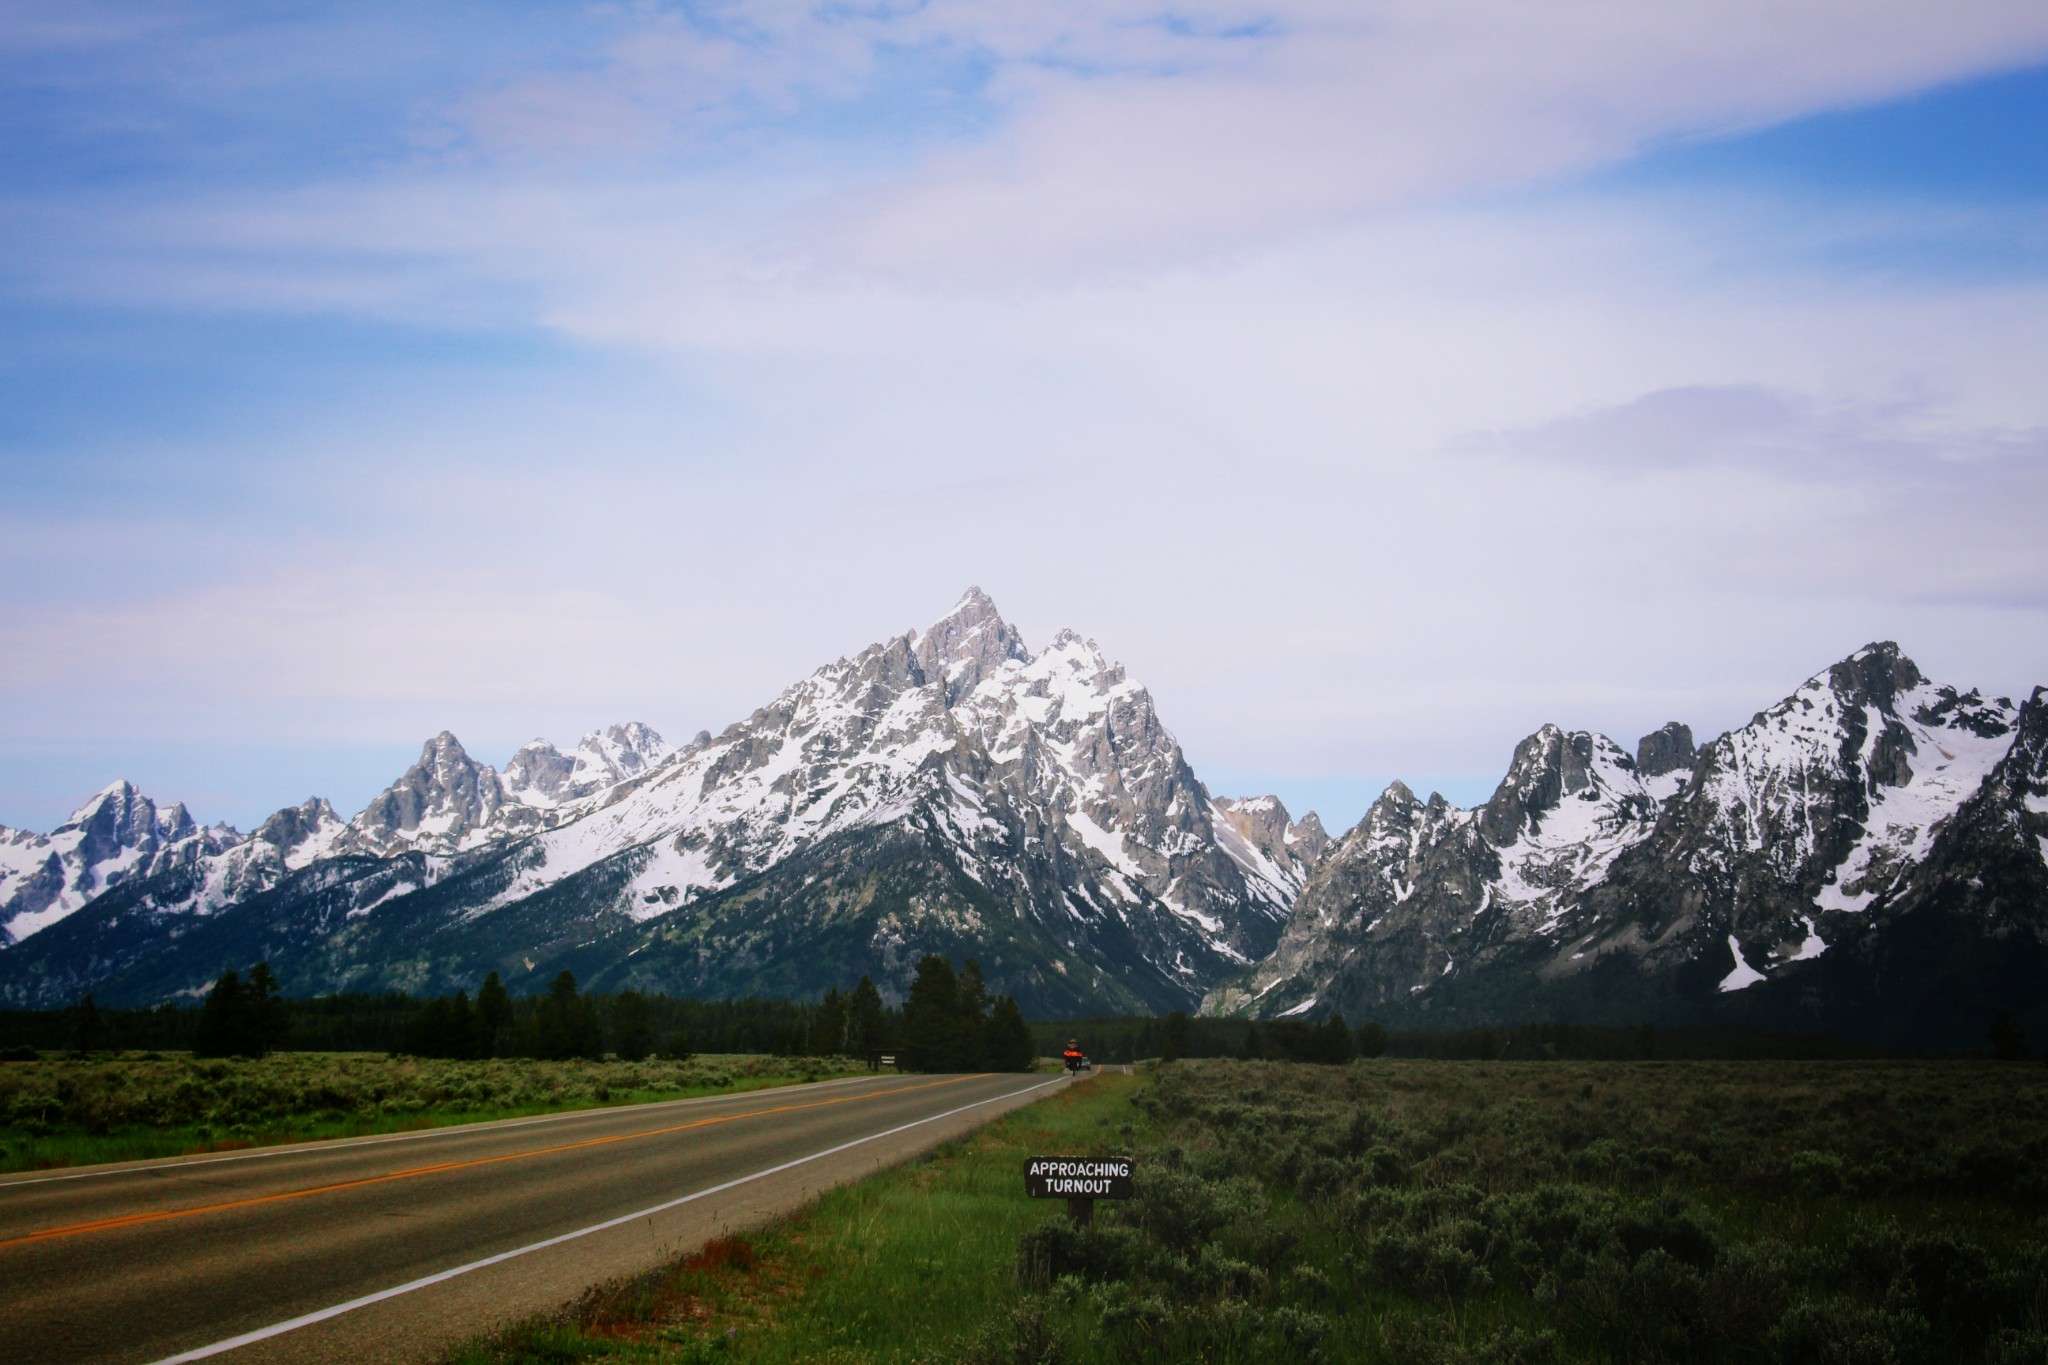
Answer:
1 592 2041 1048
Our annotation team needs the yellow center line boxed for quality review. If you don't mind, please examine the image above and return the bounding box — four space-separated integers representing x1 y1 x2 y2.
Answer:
2 1074 989 1251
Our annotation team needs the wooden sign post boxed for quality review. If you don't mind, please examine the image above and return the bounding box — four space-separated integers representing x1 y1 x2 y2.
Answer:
1026 1155 1133 1226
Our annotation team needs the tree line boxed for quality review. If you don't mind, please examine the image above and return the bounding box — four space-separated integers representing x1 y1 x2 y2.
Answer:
9 981 1967 1064
900 955 1034 1072
395 954 1038 1071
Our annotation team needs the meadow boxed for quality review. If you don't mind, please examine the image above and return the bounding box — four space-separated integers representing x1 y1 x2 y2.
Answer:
452 1058 2048 1364
0 1051 867 1173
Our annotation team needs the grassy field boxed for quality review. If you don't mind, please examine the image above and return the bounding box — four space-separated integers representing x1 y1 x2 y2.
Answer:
0 1051 869 1173
452 1059 2048 1365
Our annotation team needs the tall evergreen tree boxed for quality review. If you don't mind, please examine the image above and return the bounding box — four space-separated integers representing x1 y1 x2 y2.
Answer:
902 955 959 1072
68 993 108 1053
531 970 602 1060
476 971 514 1057
1356 1019 1388 1059
1988 1010 2030 1061
245 963 291 1055
811 988 847 1057
400 998 457 1058
954 959 992 1070
194 970 253 1058
1316 1013 1356 1064
985 996 1035 1072
845 975 885 1058
1159 1010 1190 1063
449 989 479 1059
612 990 655 1062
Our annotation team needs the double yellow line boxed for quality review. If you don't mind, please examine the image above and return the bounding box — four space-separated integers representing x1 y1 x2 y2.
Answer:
2 1074 984 1251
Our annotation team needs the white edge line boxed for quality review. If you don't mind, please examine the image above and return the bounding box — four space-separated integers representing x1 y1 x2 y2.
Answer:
145 1074 1067 1365
0 1073 886 1190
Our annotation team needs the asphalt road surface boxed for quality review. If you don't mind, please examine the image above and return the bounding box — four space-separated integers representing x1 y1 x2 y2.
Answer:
0 1070 1064 1365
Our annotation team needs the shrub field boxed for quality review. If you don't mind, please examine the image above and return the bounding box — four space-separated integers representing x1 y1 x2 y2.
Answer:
457 1059 2048 1364
0 1051 867 1172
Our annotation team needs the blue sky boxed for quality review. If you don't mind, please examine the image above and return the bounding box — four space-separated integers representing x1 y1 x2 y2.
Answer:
4 1 2047 834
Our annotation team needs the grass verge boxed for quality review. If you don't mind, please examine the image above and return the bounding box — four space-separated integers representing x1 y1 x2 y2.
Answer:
448 1071 1142 1364
0 1052 870 1174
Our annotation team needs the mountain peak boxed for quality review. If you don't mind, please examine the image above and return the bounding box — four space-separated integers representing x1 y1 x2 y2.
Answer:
62 779 144 829
1375 780 1421 811
1826 641 1923 710
1636 722 1696 778
1478 727 1640 847
916 586 1030 705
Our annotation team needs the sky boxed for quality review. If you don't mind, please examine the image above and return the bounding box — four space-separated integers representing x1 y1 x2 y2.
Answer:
3 0 2047 835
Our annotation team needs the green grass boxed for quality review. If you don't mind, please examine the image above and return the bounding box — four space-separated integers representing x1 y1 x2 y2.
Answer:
449 1071 1143 1364
0 1052 870 1173
450 1060 2048 1365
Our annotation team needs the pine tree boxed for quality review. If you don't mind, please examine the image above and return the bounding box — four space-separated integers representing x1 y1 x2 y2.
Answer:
1988 1009 2030 1061
1356 1019 1387 1059
612 990 655 1062
245 963 290 1056
477 971 514 1057
69 993 108 1053
846 975 885 1058
1159 1010 1190 1063
528 970 603 1060
985 996 1035 1072
954 959 992 1070
194 970 250 1058
1316 1013 1356 1064
902 955 959 1072
401 998 455 1057
449 989 479 1058
811 988 847 1057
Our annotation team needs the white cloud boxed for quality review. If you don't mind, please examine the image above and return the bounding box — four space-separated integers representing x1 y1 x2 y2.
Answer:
4 3 2048 832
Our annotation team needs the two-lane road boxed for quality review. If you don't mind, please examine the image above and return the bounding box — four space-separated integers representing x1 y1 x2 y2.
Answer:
0 1070 1063 1365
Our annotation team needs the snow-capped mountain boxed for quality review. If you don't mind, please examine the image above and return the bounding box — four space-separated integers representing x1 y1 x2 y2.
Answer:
0 591 1321 1014
0 782 241 945
1214 723 1672 1018
0 724 678 946
1227 644 2047 1049
9 621 2034 1045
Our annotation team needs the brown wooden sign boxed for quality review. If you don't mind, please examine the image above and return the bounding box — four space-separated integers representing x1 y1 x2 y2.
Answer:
1025 1156 1133 1200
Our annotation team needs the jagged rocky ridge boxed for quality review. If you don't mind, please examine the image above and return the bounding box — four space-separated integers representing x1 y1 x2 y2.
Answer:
0 783 241 945
0 591 1319 1014
0 724 682 952
1223 644 2048 1050
6 626 2039 1045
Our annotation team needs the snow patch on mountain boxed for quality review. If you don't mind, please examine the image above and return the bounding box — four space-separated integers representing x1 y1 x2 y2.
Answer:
1811 681 2016 912
1717 936 1766 992
1484 728 1663 933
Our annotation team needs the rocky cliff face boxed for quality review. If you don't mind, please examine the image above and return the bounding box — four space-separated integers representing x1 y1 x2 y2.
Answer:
1228 644 2044 1048
0 590 1322 1013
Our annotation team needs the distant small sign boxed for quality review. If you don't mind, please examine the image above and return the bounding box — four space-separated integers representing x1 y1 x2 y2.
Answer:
1025 1156 1133 1199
